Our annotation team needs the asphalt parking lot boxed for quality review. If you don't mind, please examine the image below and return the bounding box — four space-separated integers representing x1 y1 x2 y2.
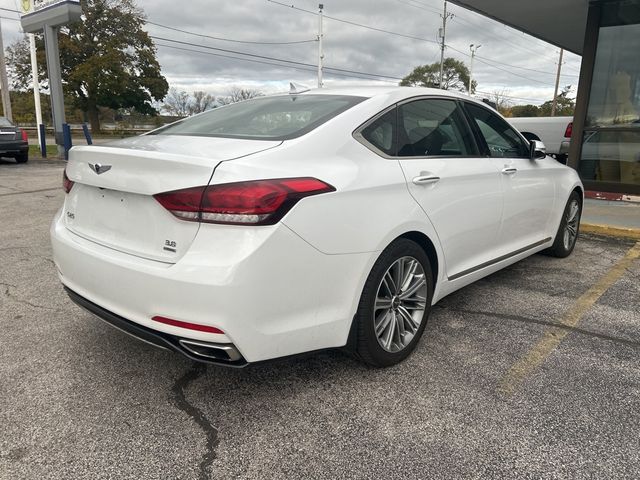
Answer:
1 159 639 480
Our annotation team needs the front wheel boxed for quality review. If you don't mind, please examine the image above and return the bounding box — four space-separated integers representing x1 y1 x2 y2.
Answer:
545 191 582 258
353 238 433 367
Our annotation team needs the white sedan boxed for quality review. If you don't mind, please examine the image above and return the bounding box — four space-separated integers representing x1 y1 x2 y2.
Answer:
51 86 583 367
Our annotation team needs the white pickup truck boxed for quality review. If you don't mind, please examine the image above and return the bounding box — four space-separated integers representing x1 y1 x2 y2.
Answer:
508 116 573 164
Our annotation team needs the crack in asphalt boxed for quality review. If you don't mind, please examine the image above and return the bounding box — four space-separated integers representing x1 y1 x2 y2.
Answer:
0 187 60 197
450 308 640 349
1 282 59 311
170 363 218 480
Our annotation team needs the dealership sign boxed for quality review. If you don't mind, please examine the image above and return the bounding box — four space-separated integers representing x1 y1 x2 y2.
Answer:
21 0 81 14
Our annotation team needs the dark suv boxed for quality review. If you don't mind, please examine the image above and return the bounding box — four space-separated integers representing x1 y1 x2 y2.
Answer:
0 117 28 163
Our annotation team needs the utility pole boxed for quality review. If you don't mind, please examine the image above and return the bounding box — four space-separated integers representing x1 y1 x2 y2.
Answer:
0 19 13 122
468 43 481 94
317 3 324 88
438 0 454 89
551 48 564 117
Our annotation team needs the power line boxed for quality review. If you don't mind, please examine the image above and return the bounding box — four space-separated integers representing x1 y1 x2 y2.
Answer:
154 41 400 83
474 90 547 103
475 55 579 78
151 35 403 82
267 0 440 45
269 0 570 87
146 20 317 45
393 0 441 14
447 44 555 86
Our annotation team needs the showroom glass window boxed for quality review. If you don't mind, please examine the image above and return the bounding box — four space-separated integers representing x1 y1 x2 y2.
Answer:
580 0 640 188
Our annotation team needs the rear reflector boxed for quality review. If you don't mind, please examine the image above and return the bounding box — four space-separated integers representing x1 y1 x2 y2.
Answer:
154 177 335 226
151 316 224 334
62 169 74 193
564 122 573 138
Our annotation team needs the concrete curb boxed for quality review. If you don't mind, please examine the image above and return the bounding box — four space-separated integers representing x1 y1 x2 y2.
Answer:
581 223 640 240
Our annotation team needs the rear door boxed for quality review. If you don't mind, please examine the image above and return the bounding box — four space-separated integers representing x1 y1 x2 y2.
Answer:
463 102 556 252
393 98 504 279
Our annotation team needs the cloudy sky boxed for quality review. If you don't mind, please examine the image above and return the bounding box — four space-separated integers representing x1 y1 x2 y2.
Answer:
0 0 582 106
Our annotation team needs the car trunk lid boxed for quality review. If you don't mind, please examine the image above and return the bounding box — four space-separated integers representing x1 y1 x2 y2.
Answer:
63 135 281 262
0 126 18 143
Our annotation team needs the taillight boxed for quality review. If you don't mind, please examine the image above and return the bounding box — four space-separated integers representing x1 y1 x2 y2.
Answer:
564 122 573 138
20 129 28 142
62 169 74 193
154 177 335 226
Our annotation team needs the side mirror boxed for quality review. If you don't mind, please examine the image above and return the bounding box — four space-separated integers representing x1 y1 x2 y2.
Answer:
529 139 546 160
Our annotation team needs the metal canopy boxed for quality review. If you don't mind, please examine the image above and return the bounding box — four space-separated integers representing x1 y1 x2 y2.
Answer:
21 1 82 33
447 0 589 55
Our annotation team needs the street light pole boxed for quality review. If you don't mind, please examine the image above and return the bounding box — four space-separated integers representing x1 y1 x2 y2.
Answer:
468 43 481 94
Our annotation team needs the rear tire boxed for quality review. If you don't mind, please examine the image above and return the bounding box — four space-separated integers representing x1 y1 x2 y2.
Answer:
353 238 433 367
545 191 582 258
15 153 28 163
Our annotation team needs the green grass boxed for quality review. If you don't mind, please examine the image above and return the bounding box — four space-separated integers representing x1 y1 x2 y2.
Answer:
29 145 60 158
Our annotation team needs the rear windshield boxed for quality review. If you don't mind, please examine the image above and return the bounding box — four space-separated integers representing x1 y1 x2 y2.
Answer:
0 117 13 127
150 94 365 140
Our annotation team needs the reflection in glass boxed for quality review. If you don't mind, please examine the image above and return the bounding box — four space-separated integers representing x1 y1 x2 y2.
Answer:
579 1 640 187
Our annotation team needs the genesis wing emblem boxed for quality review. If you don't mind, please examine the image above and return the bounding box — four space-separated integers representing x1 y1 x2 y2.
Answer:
89 163 112 175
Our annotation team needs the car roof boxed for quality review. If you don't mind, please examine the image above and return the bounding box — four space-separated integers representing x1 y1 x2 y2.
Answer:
281 85 492 109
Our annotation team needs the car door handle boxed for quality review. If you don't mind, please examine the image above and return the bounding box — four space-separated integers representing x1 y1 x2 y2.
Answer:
412 175 441 185
501 168 517 175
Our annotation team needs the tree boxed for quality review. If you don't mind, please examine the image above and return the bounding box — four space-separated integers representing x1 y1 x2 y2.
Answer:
400 58 475 93
162 88 216 117
162 88 191 117
510 104 540 117
191 90 216 114
217 87 263 105
488 89 512 116
7 0 168 132
539 85 575 116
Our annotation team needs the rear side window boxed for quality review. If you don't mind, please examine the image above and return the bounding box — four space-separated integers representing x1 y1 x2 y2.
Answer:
464 103 530 158
150 94 365 141
360 109 397 156
397 99 477 157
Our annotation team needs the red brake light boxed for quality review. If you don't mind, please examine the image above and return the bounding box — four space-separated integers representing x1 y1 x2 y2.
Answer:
20 129 28 142
154 178 335 225
564 122 573 138
151 316 224 334
62 169 74 193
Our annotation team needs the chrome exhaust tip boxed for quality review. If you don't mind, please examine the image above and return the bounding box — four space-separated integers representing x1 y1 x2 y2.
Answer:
178 339 243 362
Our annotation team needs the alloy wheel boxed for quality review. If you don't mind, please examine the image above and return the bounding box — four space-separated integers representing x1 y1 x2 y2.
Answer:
563 199 580 250
373 256 428 353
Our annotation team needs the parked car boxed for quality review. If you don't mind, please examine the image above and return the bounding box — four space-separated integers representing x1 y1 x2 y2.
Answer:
508 116 573 163
0 116 28 163
51 87 583 367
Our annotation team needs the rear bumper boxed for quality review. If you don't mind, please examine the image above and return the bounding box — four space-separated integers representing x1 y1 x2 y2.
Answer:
0 141 28 155
51 209 374 363
65 286 247 366
559 140 571 155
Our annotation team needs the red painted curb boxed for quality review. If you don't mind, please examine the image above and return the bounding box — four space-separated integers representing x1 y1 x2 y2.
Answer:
585 190 640 203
